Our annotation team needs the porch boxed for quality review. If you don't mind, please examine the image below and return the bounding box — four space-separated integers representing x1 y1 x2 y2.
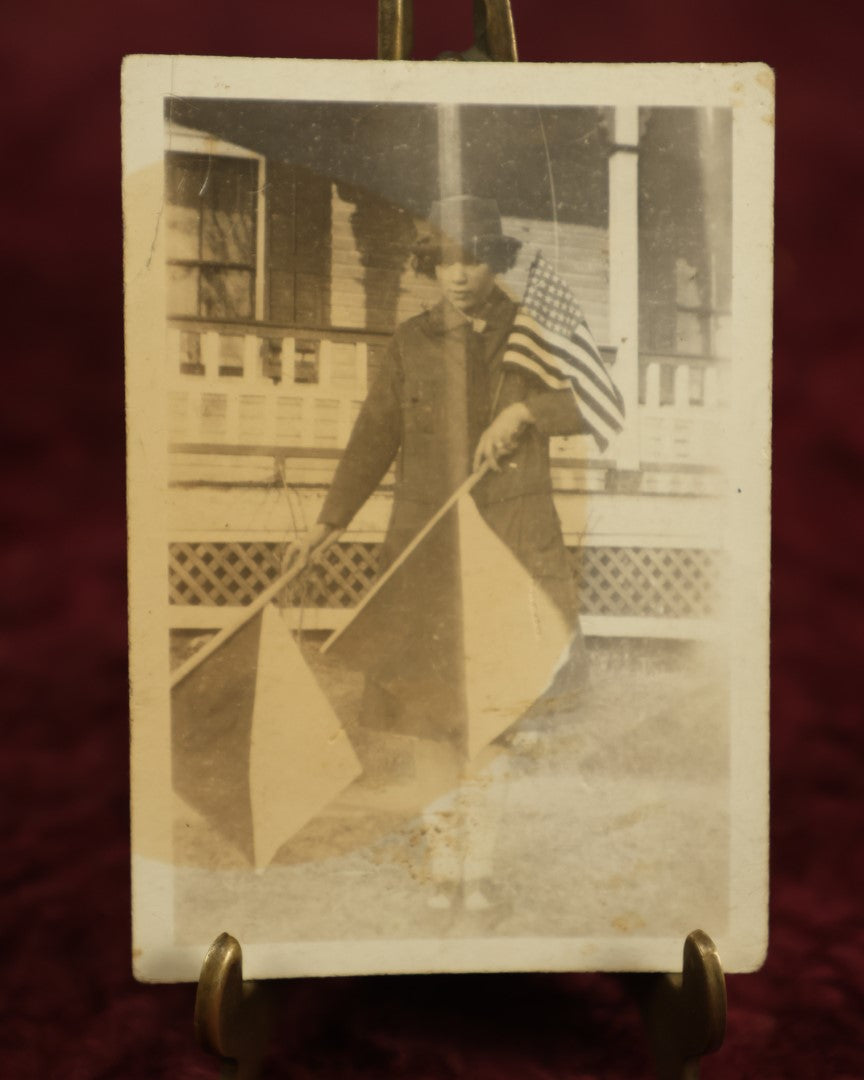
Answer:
166 316 728 484
162 100 731 642
165 316 727 643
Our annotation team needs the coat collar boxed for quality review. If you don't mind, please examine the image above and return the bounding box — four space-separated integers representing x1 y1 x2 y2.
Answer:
426 285 517 336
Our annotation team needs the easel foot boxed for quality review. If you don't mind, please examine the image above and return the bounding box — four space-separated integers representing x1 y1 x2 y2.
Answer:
636 929 727 1079
195 933 271 1080
193 929 727 1079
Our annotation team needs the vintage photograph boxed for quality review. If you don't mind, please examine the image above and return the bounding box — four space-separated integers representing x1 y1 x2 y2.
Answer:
124 58 772 980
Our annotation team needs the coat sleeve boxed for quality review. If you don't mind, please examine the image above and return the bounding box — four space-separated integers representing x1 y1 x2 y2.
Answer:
522 383 588 437
317 338 403 529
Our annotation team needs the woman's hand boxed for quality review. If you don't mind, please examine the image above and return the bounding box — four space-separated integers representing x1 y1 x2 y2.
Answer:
473 402 533 472
281 522 340 576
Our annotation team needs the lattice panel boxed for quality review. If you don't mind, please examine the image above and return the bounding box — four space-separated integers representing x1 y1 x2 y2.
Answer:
169 543 280 606
289 543 380 609
169 542 718 618
574 547 718 618
168 541 380 609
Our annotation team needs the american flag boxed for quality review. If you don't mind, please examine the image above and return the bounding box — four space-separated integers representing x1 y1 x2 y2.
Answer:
504 252 625 453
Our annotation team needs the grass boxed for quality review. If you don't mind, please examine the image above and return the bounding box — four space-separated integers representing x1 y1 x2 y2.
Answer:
171 634 731 947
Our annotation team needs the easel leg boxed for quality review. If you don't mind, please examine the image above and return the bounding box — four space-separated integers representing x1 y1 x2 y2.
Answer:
193 930 725 1078
195 934 271 1080
637 930 727 1080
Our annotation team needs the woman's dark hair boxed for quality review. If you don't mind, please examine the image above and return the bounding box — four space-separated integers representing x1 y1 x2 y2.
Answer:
411 234 522 279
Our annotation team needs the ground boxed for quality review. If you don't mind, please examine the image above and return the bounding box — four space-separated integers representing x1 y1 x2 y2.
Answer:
170 636 730 950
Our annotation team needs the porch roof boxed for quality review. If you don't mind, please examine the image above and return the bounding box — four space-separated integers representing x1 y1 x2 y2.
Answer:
165 98 609 226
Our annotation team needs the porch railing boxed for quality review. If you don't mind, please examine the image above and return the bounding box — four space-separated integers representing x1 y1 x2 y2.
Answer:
167 318 728 471
167 318 384 452
637 352 727 467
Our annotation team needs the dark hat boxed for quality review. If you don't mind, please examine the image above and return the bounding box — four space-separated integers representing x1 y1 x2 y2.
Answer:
422 194 516 250
410 195 522 277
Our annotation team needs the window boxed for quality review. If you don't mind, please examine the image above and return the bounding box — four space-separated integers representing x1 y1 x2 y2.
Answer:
165 152 258 321
266 163 331 327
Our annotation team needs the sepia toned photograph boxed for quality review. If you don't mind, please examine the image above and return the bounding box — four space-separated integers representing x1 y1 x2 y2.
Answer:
124 57 773 981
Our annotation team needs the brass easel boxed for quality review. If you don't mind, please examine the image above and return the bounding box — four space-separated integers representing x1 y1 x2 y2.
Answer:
196 930 726 1080
192 3 728 1075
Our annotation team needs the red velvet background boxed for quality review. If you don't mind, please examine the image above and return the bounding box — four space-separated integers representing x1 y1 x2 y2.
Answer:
3 1 862 1075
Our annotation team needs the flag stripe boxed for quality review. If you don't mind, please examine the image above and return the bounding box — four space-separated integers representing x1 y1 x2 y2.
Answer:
518 309 608 374
504 343 570 390
503 339 626 436
511 308 600 364
507 335 626 429
570 331 626 415
509 349 626 442
507 317 624 413
503 253 626 454
503 345 621 445
516 309 621 410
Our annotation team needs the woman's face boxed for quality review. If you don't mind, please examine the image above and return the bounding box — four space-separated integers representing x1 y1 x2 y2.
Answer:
435 256 496 315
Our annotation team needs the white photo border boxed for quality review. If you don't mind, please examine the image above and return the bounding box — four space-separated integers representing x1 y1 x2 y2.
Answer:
123 56 773 982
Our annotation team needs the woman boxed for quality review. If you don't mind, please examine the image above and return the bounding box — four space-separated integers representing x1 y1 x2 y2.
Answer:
285 195 587 911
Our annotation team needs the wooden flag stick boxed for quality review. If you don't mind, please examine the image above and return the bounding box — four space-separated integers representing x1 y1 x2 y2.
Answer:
170 533 339 690
321 464 491 656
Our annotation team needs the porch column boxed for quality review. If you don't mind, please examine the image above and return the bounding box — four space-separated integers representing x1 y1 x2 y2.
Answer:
608 107 641 471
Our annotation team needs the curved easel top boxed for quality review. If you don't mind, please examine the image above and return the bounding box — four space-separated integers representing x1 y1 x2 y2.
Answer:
378 0 518 62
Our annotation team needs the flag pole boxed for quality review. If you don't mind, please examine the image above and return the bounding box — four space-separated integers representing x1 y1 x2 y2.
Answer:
170 533 339 690
321 464 491 656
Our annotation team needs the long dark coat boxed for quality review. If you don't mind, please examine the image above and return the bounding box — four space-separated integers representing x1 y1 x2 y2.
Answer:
319 286 587 742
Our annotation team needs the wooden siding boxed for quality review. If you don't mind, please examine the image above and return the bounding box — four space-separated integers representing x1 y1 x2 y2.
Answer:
328 186 610 341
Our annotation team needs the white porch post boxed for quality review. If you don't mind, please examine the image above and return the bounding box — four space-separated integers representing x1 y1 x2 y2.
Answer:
254 158 267 321
608 107 641 471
